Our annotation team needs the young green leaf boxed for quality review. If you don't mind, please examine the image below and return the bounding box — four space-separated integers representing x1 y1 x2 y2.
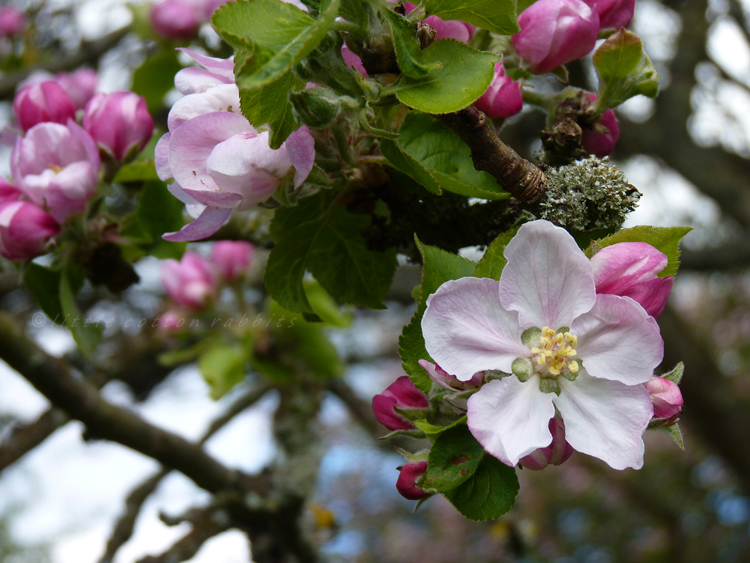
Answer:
586 225 692 278
59 264 103 360
395 39 498 114
238 68 297 148
424 425 485 492
381 7 439 79
474 225 521 280
24 264 63 324
663 423 685 451
442 454 520 520
131 50 183 112
423 0 520 35
399 312 434 393
198 341 248 399
380 139 442 195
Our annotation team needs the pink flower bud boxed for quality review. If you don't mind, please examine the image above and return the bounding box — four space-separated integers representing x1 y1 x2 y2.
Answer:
0 200 60 262
161 252 218 310
13 81 77 132
0 176 22 204
84 91 154 161
644 376 683 423
512 0 600 74
210 240 255 282
422 15 473 43
583 0 634 30
581 95 620 157
0 7 25 38
520 417 574 470
341 45 367 76
474 62 523 119
11 120 101 223
418 360 483 391
590 242 673 317
396 461 431 500
150 0 202 41
158 310 184 331
372 376 429 431
55 68 98 110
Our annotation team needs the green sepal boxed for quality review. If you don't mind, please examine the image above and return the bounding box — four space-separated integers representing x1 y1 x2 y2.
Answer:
663 423 685 451
661 361 684 385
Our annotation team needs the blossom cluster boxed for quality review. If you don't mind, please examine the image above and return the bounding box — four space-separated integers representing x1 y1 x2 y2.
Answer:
374 221 684 500
0 71 154 262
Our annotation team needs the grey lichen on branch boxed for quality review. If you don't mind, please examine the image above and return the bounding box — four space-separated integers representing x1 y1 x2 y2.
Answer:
434 106 548 203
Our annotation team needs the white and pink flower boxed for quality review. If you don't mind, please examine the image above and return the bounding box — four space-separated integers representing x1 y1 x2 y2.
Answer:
84 91 154 161
161 251 218 310
421 220 663 470
11 120 101 223
210 240 255 282
156 50 315 242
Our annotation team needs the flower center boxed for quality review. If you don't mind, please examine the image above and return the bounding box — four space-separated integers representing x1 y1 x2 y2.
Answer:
530 327 579 377
49 164 64 174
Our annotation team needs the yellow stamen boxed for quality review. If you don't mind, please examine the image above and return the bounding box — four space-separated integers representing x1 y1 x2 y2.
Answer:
49 165 64 174
531 326 579 377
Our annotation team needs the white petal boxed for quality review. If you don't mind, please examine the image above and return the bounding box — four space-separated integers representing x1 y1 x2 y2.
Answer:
422 277 529 381
555 370 652 470
167 84 241 132
500 220 596 330
573 294 663 385
467 376 556 466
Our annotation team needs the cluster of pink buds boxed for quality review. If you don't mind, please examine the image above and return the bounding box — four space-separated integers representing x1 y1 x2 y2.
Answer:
159 240 255 328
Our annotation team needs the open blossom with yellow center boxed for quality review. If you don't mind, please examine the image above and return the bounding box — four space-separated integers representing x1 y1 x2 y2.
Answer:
422 220 665 471
531 327 579 376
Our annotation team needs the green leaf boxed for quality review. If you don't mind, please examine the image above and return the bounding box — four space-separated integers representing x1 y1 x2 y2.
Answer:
265 192 398 315
380 139 441 194
238 69 297 148
424 0 519 35
113 161 160 184
413 415 467 436
131 50 183 113
24 264 63 323
395 40 498 114
60 264 103 360
304 280 353 327
399 239 476 393
661 362 684 385
663 423 685 451
474 225 520 280
442 454 520 521
231 0 341 90
586 225 692 278
121 180 186 259
381 8 438 79
388 113 509 199
198 341 248 399
424 425 485 492
593 29 660 111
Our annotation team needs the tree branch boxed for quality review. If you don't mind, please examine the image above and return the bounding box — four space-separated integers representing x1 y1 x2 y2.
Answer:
0 408 68 472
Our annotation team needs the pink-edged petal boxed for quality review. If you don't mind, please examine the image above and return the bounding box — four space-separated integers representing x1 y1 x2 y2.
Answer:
175 67 232 95
285 125 315 188
555 370 653 470
467 376 556 466
591 242 668 293
423 277 529 381
169 111 252 195
182 188 243 207
155 133 172 180
162 206 232 242
616 276 673 318
500 220 596 330
573 293 663 385
167 84 241 132
168 182 199 206
177 48 235 80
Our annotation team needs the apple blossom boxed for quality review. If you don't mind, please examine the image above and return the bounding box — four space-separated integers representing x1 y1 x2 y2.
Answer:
590 242 673 317
474 62 523 120
11 120 101 223
512 0 600 74
0 200 60 262
582 95 621 157
150 0 203 40
519 417 574 470
84 91 154 161
161 252 218 310
396 461 431 500
210 240 255 282
418 360 483 391
13 81 77 133
422 220 663 470
583 0 635 30
0 7 25 38
55 68 98 110
0 177 21 204
644 376 683 424
372 376 430 431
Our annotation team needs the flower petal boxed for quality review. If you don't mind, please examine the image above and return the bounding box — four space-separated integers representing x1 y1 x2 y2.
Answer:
177 48 235 81
167 83 241 132
175 67 232 95
616 277 673 318
162 206 232 242
155 133 172 181
422 277 529 381
467 376 556 466
182 188 243 208
555 370 653 470
500 220 596 330
285 125 315 188
573 293 663 385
